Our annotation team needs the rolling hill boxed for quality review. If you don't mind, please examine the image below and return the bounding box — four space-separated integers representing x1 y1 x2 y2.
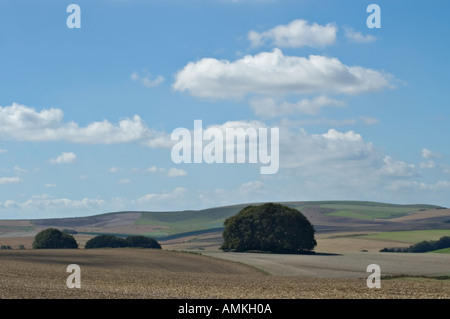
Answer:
1 201 448 244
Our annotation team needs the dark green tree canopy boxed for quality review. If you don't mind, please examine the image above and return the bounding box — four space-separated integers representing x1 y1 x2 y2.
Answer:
125 235 162 249
84 234 127 249
85 234 161 249
221 203 317 254
32 228 78 249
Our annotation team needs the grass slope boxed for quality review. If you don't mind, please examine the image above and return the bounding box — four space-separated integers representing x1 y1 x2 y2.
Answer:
430 247 450 254
135 204 248 237
362 229 450 243
319 202 442 220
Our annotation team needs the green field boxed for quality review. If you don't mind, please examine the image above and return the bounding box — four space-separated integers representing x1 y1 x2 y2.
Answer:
135 205 246 237
319 201 440 220
362 229 450 243
429 247 450 254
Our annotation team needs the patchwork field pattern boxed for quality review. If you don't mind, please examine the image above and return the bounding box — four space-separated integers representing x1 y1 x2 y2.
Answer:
1 201 450 299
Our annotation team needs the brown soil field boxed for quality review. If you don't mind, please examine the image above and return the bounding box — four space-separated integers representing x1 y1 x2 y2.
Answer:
1 249 449 299
160 230 406 254
386 209 450 222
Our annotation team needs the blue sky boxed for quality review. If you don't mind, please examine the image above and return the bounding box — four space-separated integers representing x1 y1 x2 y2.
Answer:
1 0 450 219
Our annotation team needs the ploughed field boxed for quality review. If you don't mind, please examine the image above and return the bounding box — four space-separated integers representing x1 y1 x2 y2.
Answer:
1 249 449 299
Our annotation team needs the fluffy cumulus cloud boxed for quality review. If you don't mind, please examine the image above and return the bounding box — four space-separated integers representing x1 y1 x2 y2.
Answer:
248 19 337 48
50 152 77 164
173 49 394 99
0 103 152 144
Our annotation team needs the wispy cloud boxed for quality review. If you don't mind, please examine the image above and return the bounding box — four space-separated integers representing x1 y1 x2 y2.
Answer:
249 95 345 118
248 19 337 48
344 27 376 43
131 71 164 87
167 168 187 177
109 166 121 173
0 177 21 185
421 148 442 159
145 166 166 173
50 152 77 164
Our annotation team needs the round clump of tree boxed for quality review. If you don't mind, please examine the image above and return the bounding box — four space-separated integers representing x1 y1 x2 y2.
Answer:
32 228 78 249
221 203 316 254
84 234 161 249
125 235 161 249
84 234 127 249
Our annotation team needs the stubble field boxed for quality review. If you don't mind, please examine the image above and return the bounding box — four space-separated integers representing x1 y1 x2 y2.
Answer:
1 248 449 299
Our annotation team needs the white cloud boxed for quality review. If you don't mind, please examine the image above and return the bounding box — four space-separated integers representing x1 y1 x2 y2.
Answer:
275 125 416 184
238 180 266 195
389 180 450 191
44 183 56 188
419 161 436 169
173 49 394 99
131 71 164 87
13 166 27 174
109 166 120 173
0 149 7 154
279 118 358 127
118 179 131 184
249 95 345 118
0 177 21 185
22 195 106 212
360 116 379 125
167 168 187 177
248 19 337 48
50 152 77 164
136 187 187 204
145 166 166 173
378 156 418 178
142 131 174 148
421 148 442 159
0 103 153 144
344 27 376 43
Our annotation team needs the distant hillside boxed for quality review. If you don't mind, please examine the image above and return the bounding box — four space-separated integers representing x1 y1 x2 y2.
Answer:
0 201 447 243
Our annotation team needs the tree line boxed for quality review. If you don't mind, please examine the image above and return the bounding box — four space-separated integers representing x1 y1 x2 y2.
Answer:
380 236 450 253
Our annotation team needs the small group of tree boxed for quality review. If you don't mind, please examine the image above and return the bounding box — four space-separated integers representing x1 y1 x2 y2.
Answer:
31 228 162 250
85 234 161 249
380 236 450 253
32 228 78 249
0 244 25 250
221 203 316 254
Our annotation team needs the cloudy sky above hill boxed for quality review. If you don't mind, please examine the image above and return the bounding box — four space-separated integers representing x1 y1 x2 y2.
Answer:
1 0 449 218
